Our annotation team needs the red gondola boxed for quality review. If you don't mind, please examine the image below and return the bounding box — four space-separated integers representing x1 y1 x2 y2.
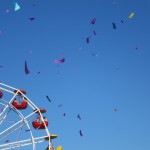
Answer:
0 90 3 99
32 117 48 129
12 98 28 110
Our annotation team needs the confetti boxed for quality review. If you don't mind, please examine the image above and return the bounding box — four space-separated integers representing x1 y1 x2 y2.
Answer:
29 17 35 21
25 60 30 75
46 96 51 102
14 2 20 11
93 30 96 35
5 9 10 13
91 18 96 24
86 37 90 43
54 58 65 63
128 12 134 19
77 114 81 120
112 22 116 29
79 130 83 136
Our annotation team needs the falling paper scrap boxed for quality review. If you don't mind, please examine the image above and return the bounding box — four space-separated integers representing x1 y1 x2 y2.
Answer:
25 60 30 75
37 71 40 75
128 12 134 19
54 58 65 74
114 108 118 112
121 20 124 23
79 130 83 136
56 146 62 150
91 18 96 24
93 30 96 35
5 140 10 143
77 114 81 120
86 37 90 43
14 2 20 11
112 22 116 29
54 58 65 64
5 9 10 13
46 95 51 102
62 113 66 117
29 17 35 21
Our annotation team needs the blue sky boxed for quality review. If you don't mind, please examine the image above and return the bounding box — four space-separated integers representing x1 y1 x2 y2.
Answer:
0 0 150 149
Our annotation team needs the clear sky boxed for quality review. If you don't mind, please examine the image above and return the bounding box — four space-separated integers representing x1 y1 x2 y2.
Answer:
0 0 150 150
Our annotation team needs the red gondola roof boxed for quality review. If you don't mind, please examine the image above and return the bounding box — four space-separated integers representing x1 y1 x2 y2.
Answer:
14 89 26 95
34 108 46 113
0 91 3 98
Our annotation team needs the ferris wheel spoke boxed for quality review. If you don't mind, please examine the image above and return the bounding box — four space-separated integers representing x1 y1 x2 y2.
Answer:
0 108 12 124
0 102 7 107
0 102 9 118
16 123 25 142
0 120 17 123
0 100 24 121
0 118 23 135
0 121 26 141
0 136 48 149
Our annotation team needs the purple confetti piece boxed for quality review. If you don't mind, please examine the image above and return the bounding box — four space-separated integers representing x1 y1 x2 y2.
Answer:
5 9 10 13
112 22 116 29
79 130 83 136
93 30 96 35
54 58 65 63
114 108 118 112
91 18 96 24
77 114 81 120
37 71 40 75
25 60 30 75
57 104 63 107
121 20 124 23
5 140 10 143
46 95 51 102
62 113 66 117
86 37 90 44
29 17 35 21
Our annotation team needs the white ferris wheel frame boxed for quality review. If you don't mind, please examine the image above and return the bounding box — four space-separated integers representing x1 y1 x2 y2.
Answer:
0 83 53 150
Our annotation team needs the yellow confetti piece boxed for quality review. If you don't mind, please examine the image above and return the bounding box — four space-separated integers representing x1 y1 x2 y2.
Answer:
56 146 62 150
128 12 134 19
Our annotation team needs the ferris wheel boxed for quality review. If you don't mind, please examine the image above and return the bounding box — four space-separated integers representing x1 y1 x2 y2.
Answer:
0 83 58 150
